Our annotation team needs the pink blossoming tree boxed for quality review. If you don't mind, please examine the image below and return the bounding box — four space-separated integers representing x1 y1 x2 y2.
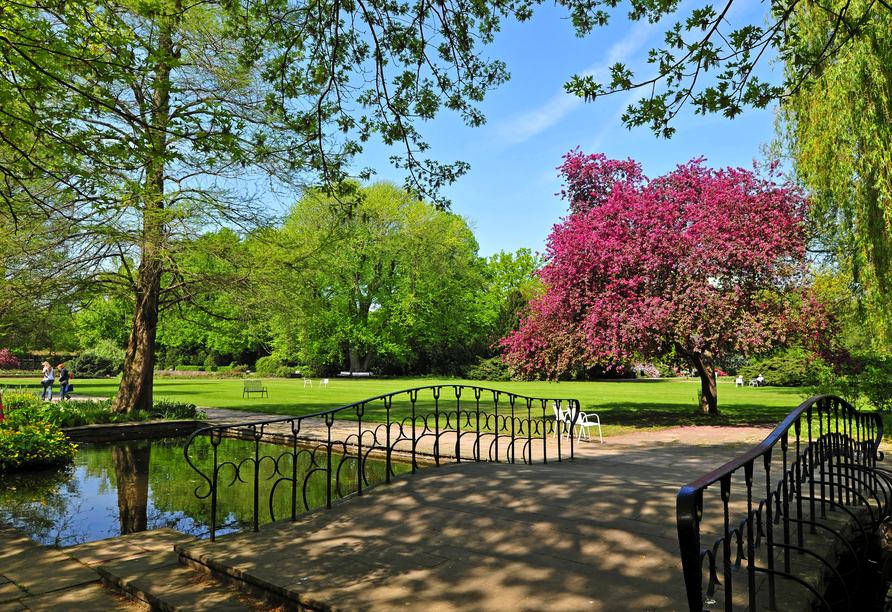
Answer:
501 151 810 416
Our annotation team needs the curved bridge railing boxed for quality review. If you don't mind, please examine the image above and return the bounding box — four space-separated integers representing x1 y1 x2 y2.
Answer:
184 385 581 541
677 395 890 611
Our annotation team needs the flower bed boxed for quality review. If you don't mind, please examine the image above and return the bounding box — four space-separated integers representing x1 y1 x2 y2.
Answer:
0 420 78 471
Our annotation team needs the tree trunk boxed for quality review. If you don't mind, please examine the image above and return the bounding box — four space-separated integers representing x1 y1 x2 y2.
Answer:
112 11 174 414
113 260 161 414
691 350 719 416
348 346 372 372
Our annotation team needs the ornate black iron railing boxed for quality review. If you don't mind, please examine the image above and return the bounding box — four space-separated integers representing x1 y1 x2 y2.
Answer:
184 385 581 541
677 395 891 611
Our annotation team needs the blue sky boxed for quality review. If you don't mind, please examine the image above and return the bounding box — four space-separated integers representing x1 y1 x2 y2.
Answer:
359 2 781 258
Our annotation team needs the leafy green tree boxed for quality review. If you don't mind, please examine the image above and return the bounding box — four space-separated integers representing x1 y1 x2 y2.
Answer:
780 1 892 349
480 249 543 345
1 0 515 412
260 182 484 373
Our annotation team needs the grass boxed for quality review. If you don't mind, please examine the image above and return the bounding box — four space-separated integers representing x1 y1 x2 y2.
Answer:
0 375 811 437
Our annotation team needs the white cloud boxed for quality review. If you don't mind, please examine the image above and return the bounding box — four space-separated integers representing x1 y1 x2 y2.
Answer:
497 20 657 145
498 92 581 144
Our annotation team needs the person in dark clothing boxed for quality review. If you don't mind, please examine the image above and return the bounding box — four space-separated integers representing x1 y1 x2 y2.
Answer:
57 363 71 400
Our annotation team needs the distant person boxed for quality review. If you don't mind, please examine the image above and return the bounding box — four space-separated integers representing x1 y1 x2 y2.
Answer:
756 374 765 387
41 361 54 401
735 375 744 387
57 363 71 400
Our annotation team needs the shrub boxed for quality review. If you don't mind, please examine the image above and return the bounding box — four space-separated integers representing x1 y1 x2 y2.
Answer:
231 364 248 373
255 355 283 374
0 349 21 370
86 339 126 371
150 398 206 420
69 353 120 378
464 356 512 382
0 420 78 471
740 350 810 387
4 395 204 428
275 365 296 378
714 353 751 376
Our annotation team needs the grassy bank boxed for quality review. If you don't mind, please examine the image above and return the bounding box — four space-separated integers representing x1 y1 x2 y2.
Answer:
1 375 811 437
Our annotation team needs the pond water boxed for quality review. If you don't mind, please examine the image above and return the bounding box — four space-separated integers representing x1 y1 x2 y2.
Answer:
0 436 408 547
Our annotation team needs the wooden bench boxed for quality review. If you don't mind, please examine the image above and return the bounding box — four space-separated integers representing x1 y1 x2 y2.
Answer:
337 371 373 378
242 379 268 398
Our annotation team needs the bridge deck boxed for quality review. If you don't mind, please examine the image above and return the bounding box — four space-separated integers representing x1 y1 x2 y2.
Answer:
177 413 779 612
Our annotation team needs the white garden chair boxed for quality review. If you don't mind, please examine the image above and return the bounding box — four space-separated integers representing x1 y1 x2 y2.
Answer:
303 378 313 388
552 403 572 439
319 378 329 388
565 404 603 443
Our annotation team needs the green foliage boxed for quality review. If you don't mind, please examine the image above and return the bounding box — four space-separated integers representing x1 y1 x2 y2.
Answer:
806 354 892 412
781 3 892 348
260 182 486 375
0 420 77 471
274 365 295 378
859 357 892 412
2 395 204 429
463 356 512 382
175 365 205 372
714 353 751 376
255 356 283 374
69 353 119 378
150 398 206 420
739 351 810 387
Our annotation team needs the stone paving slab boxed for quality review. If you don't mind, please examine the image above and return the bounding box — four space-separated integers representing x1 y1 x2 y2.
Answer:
18 584 139 612
177 458 695 611
97 551 257 612
64 528 198 566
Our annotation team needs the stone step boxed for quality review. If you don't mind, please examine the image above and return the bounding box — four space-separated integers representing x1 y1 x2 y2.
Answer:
95 551 261 612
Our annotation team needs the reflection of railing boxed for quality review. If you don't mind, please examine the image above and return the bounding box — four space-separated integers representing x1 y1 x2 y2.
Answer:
184 385 581 541
677 395 890 611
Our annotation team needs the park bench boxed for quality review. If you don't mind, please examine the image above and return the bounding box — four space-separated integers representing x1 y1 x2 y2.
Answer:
242 379 268 398
337 371 373 378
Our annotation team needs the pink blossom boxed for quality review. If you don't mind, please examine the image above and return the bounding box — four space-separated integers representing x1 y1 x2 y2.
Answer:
502 154 811 385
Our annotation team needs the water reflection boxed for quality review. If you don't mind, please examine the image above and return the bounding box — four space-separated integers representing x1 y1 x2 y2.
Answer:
0 437 408 546
112 443 151 535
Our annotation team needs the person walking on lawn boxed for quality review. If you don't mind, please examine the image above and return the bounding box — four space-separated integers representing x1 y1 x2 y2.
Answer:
41 361 54 401
57 363 71 400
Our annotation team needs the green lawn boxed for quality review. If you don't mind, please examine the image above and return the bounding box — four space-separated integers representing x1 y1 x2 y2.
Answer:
1 375 812 437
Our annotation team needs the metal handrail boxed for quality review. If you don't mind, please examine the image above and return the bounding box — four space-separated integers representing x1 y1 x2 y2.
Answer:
677 395 887 611
184 384 581 541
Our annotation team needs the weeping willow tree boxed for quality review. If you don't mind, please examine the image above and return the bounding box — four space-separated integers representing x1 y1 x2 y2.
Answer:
781 0 892 348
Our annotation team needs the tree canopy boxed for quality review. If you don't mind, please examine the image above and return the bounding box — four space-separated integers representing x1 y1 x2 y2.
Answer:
557 0 888 137
258 181 485 374
501 150 811 415
780 0 892 349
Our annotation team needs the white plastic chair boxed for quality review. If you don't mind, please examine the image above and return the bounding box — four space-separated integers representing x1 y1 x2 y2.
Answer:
566 404 603 443
303 378 313 388
552 403 571 439
320 378 329 388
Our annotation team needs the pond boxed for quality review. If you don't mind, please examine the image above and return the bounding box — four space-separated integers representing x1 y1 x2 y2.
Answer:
0 436 410 547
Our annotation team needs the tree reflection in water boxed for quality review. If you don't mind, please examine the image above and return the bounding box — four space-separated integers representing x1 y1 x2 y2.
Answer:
111 443 151 535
